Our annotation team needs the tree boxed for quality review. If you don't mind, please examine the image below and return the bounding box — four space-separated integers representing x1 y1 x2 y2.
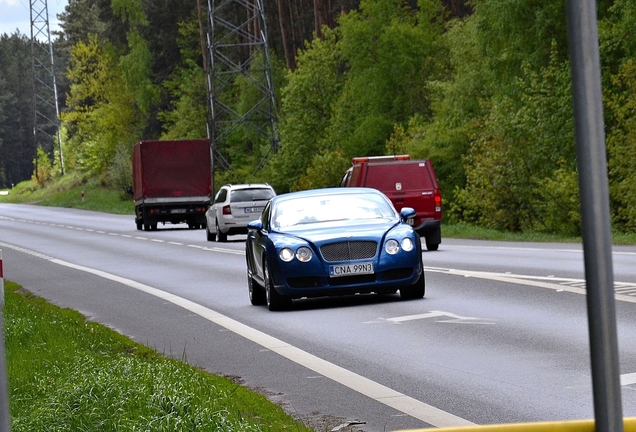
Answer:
0 33 37 187
326 0 445 157
268 27 345 192
62 34 144 174
453 43 577 233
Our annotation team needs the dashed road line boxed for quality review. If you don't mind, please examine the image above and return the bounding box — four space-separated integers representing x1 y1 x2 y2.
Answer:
3 217 636 299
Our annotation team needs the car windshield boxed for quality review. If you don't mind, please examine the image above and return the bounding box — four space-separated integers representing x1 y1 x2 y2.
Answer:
272 193 396 229
230 188 275 202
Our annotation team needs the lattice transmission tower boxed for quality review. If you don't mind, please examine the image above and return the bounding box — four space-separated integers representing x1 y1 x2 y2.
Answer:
30 0 64 175
204 0 279 183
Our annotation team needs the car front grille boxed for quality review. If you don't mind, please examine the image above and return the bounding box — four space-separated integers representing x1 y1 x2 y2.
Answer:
320 241 378 262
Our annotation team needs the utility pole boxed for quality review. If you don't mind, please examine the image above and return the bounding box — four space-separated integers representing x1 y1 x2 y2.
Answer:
204 0 280 187
30 0 64 176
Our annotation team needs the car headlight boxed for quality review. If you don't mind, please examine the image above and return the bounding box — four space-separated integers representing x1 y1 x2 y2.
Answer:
279 248 295 262
385 239 400 255
296 247 313 262
401 237 414 252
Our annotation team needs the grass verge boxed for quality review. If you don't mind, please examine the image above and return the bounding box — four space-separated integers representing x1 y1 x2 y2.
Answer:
3 280 314 431
0 174 134 215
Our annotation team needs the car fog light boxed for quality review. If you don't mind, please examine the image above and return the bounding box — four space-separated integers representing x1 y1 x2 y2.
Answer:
296 247 313 262
279 248 294 262
401 237 414 252
385 239 399 255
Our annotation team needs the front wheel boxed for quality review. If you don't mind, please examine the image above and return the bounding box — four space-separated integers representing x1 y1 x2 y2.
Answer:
400 270 425 300
264 262 290 311
248 269 266 306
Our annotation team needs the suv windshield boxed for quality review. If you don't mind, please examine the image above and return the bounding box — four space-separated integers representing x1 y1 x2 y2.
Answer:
230 188 275 203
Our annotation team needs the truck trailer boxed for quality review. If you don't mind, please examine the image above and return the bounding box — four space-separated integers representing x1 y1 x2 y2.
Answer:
133 139 211 231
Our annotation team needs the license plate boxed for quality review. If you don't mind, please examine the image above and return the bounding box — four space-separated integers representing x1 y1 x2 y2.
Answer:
244 207 264 213
171 209 186 213
329 262 374 277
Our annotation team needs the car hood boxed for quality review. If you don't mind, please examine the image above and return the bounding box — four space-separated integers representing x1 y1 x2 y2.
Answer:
274 218 401 243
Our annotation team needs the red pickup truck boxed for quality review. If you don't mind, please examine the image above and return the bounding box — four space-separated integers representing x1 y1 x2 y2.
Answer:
340 155 442 250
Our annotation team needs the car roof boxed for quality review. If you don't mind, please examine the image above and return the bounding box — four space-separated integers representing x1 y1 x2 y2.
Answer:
223 183 273 190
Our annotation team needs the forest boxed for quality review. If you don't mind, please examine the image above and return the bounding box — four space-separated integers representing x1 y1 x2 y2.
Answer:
1 0 635 236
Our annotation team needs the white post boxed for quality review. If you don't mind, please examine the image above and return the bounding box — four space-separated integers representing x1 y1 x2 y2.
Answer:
0 250 12 431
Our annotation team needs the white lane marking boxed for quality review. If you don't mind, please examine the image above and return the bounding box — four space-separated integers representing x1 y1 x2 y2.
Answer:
0 240 474 428
447 244 636 256
426 267 636 304
621 373 636 386
366 311 496 325
203 246 245 255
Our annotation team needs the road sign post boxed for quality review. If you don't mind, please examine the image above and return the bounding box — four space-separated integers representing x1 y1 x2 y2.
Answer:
566 2 624 432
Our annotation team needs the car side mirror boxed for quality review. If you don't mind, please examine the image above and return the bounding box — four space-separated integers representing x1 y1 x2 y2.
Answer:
400 207 416 223
248 220 263 231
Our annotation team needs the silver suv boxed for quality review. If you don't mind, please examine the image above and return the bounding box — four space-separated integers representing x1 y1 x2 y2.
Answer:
205 183 276 242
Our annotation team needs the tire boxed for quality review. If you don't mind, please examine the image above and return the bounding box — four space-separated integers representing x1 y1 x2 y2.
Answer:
400 270 425 300
248 269 266 306
136 221 142 230
425 240 439 251
143 223 151 231
264 262 290 311
424 227 441 251
206 225 214 241
215 219 227 242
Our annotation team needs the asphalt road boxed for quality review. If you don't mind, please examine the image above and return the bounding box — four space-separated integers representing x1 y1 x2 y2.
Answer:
1 203 636 431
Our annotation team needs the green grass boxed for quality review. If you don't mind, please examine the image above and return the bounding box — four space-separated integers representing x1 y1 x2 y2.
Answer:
442 223 636 245
0 174 134 215
3 281 314 432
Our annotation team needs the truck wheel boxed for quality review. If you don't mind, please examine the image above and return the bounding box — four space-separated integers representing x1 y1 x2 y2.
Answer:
136 221 142 230
425 239 439 251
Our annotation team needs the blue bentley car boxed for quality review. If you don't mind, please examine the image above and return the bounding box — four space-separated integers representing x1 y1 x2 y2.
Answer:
245 187 425 311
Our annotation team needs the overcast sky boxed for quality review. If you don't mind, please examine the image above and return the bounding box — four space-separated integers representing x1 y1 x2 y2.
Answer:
0 0 68 38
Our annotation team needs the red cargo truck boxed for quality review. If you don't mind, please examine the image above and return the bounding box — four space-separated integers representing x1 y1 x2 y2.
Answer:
133 139 211 231
340 155 443 250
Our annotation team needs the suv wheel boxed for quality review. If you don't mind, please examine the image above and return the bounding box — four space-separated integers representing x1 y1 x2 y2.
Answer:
215 219 227 242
